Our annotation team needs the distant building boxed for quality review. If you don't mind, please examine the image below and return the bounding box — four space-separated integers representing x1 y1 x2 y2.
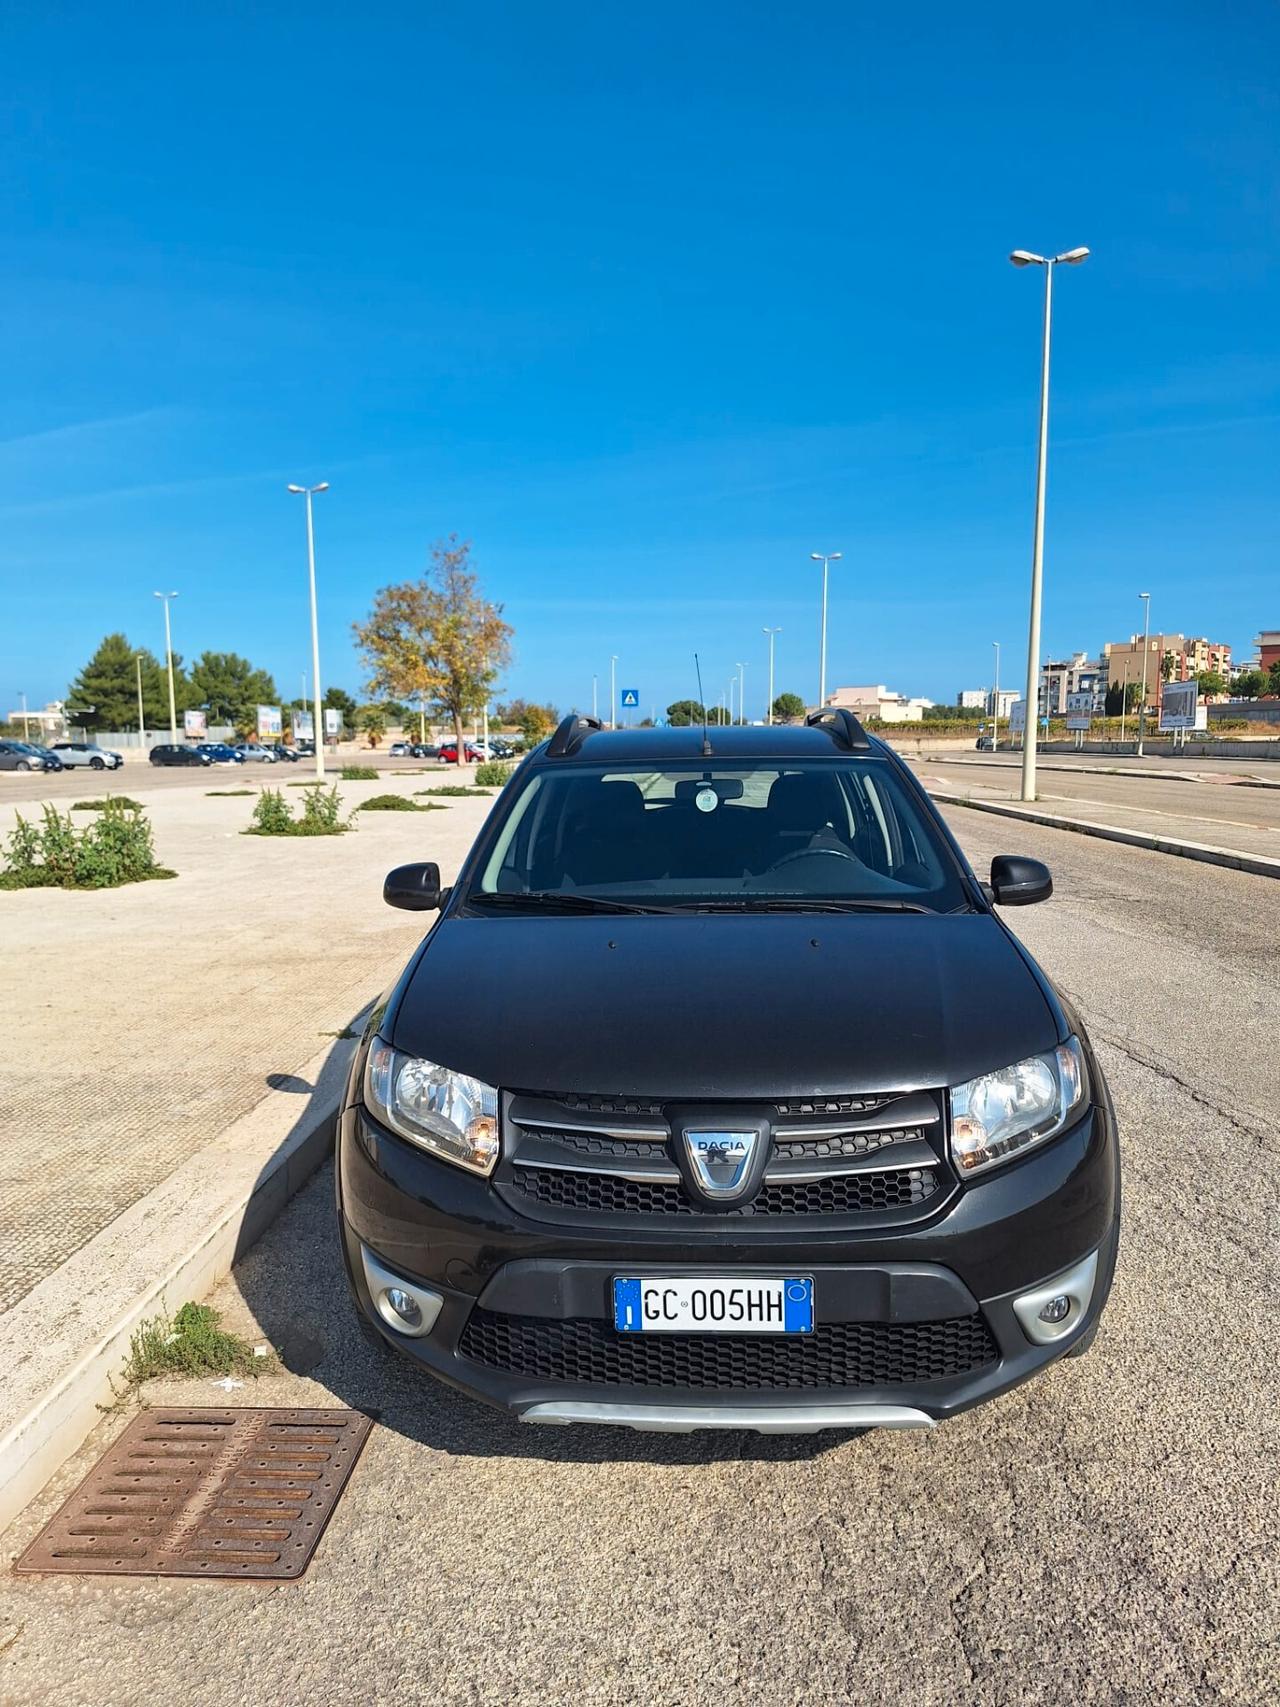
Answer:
1102 633 1233 707
5 701 66 738
1040 653 1106 714
961 687 1019 716
959 690 987 710
825 685 933 724
1256 631 1280 675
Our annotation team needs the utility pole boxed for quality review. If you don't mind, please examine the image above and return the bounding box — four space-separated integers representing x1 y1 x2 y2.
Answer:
736 662 746 725
1136 593 1151 756
288 482 330 778
153 591 180 743
763 628 781 724
135 656 146 741
810 553 842 707
610 657 618 729
992 641 1001 752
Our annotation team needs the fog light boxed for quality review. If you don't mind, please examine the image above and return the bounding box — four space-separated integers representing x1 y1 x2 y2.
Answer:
1012 1249 1099 1345
384 1287 423 1329
360 1244 444 1339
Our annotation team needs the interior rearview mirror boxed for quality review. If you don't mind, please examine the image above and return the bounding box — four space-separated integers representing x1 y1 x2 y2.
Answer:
383 861 442 911
989 854 1052 907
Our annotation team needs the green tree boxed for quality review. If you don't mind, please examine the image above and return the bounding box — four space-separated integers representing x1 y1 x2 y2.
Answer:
665 699 706 727
353 536 513 758
1196 670 1227 698
1160 650 1177 682
1104 682 1142 716
1268 659 1280 696
1232 670 1265 700
188 652 279 726
67 633 176 731
771 692 806 720
357 706 387 747
519 703 557 744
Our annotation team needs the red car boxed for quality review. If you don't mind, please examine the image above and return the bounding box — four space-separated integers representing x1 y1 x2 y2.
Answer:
437 743 484 764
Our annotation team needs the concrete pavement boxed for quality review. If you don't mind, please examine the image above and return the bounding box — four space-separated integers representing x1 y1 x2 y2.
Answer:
2 805 1276 1705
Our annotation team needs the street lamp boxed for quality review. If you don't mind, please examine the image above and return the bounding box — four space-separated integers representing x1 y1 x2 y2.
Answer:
1009 245 1089 800
287 482 330 779
763 628 781 723
610 656 618 729
135 654 146 742
735 662 747 725
592 675 598 722
152 591 180 743
810 553 842 707
992 641 1001 752
1136 591 1152 756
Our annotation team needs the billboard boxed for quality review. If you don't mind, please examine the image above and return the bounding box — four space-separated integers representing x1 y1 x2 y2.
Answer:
292 710 314 741
257 704 283 739
183 709 207 738
323 708 342 738
1009 699 1026 733
1065 691 1093 733
1159 681 1206 732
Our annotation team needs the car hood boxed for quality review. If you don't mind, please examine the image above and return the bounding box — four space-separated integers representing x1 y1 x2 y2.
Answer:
389 912 1063 1099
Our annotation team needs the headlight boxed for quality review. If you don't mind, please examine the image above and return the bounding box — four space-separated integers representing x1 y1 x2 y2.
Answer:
949 1037 1086 1175
364 1038 499 1175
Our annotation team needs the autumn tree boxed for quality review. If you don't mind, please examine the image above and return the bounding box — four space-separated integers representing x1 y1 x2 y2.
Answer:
353 537 513 757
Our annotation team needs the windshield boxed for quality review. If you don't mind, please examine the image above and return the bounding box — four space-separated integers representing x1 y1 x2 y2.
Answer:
472 760 969 912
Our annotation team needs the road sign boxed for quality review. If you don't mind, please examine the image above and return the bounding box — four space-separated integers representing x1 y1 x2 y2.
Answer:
1159 681 1206 732
1065 691 1092 733
620 688 639 709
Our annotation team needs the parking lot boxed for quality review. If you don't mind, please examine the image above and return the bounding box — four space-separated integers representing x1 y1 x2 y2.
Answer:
2 804 1276 1706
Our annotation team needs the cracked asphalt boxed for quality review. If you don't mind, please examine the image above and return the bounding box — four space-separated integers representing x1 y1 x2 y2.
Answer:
2 806 1278 1705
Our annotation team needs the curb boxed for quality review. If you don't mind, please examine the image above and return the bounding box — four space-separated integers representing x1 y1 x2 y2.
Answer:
0 1045 351 1537
929 791 1280 881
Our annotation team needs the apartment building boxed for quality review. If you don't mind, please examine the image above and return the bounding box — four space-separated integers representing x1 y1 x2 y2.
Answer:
825 685 934 724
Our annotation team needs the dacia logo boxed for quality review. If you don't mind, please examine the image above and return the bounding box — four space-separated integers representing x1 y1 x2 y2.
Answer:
681 1130 758 1198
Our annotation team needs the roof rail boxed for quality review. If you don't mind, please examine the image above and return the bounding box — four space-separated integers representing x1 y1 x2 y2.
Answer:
805 707 871 751
546 713 603 758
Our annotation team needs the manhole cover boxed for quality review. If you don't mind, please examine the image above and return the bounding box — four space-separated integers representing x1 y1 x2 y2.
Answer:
14 1408 373 1580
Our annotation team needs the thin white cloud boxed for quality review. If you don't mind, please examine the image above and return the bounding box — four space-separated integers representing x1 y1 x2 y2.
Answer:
0 407 183 458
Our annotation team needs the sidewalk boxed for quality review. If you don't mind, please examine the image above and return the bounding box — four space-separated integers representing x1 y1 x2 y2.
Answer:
0 771 495 1525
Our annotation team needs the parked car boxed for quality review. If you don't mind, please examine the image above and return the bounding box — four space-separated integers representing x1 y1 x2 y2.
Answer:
26 745 64 770
389 741 412 758
489 739 516 760
195 743 243 765
436 743 484 765
149 744 212 767
274 745 301 762
49 741 124 771
338 712 1119 1437
0 740 49 772
233 744 279 763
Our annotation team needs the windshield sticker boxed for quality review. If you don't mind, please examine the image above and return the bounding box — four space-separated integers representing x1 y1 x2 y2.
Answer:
695 786 719 814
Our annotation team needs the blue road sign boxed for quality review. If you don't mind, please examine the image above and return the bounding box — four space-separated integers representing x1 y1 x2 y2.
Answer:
620 687 639 708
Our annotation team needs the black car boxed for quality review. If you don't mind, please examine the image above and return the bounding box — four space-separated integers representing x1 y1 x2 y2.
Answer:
149 743 212 766
338 712 1119 1436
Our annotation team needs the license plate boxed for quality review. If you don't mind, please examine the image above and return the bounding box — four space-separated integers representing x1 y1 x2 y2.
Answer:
613 1276 813 1334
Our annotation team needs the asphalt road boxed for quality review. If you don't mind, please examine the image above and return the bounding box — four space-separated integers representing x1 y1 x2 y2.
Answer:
2 808 1278 1705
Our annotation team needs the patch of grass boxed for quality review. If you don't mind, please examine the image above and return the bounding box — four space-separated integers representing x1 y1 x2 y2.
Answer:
340 764 379 781
124 1302 269 1384
474 761 515 787
243 784 351 837
415 785 494 797
71 796 143 812
0 800 176 890
205 788 254 797
356 793 444 812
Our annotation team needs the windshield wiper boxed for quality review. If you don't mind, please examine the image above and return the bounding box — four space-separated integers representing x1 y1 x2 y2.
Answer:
470 890 685 916
697 896 941 915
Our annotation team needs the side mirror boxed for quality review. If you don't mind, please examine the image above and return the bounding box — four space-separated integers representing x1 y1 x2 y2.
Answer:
383 861 442 911
989 854 1052 906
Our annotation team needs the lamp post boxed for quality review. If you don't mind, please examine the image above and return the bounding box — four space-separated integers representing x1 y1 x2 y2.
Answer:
992 641 1001 752
592 675 598 722
1136 592 1152 756
1009 245 1089 800
810 552 842 707
610 656 618 729
1119 656 1130 745
735 662 747 725
287 482 330 779
152 591 180 743
135 655 146 741
19 691 29 741
763 628 781 723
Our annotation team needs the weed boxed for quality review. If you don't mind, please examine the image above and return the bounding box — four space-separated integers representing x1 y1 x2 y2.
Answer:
0 800 176 890
124 1302 269 1384
243 785 350 836
340 765 379 781
356 793 444 812
321 1025 359 1040
416 785 494 797
474 761 514 788
71 796 143 811
206 788 254 797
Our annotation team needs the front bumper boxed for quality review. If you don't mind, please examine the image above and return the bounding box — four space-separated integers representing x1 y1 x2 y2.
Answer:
337 1096 1119 1430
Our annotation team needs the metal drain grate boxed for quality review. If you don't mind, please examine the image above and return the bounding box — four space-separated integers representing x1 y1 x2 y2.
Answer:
14 1408 374 1580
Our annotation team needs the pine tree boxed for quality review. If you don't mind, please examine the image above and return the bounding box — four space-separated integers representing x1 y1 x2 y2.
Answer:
68 634 173 731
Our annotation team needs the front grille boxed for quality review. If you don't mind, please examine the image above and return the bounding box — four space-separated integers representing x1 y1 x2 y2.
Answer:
459 1309 998 1389
554 1093 666 1118
772 1126 921 1161
528 1128 666 1160
510 1164 938 1217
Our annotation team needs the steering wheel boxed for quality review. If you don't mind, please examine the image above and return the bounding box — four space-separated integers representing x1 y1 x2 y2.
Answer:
767 845 860 872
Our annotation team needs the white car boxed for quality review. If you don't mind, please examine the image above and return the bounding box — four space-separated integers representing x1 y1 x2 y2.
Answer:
49 741 124 771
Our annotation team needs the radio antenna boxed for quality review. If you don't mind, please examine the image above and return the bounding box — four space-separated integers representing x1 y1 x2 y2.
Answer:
693 654 713 756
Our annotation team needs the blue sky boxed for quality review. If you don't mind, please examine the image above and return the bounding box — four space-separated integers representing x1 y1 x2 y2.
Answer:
2 1 1277 720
